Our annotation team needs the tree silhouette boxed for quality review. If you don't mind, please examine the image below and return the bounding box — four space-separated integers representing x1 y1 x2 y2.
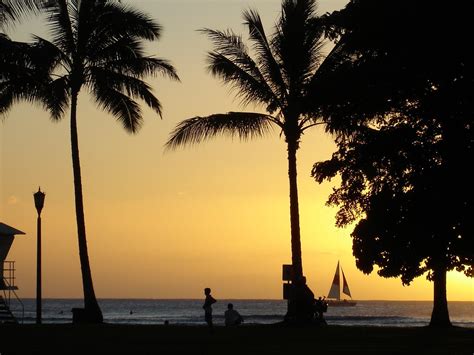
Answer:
166 0 326 321
311 0 474 327
1 0 179 322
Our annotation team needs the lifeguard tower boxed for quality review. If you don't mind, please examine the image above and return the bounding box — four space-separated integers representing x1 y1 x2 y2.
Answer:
0 222 26 323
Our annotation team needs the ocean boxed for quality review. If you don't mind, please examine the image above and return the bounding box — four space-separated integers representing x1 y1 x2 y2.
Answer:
6 299 473 328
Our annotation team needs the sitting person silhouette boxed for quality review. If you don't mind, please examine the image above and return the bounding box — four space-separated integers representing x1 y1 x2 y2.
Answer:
224 303 243 326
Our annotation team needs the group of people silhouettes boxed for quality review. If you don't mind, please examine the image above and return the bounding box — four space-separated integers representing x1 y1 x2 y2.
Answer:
284 276 328 324
202 284 327 329
314 296 328 322
203 288 244 330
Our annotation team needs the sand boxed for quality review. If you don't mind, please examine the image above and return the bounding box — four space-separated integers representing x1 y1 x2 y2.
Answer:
0 323 472 354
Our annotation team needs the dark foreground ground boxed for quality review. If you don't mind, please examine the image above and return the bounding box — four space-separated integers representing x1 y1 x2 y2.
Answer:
0 323 472 354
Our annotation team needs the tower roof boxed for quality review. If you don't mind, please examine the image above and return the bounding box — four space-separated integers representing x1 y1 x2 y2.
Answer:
0 222 25 237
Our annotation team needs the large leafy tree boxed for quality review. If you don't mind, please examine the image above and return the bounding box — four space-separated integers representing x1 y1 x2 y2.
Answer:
166 0 326 321
311 0 474 327
1 0 179 322
312 116 473 327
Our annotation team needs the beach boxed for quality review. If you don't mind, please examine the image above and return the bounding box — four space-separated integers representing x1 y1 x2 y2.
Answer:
0 323 473 354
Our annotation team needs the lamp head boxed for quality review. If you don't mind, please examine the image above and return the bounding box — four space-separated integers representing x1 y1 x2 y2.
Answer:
34 187 46 216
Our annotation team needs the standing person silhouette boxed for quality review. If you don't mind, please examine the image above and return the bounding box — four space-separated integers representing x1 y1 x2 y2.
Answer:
203 287 217 331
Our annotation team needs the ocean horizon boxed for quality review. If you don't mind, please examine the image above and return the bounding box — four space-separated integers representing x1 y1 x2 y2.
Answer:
7 299 473 328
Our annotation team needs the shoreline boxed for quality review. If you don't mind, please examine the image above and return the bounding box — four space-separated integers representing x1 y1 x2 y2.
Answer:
1 323 472 354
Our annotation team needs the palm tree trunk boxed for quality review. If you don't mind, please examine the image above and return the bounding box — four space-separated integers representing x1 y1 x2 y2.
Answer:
285 139 317 323
429 265 451 327
70 90 103 323
287 139 303 280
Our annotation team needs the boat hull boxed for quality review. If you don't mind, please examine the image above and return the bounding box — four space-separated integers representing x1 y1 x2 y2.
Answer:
327 300 357 307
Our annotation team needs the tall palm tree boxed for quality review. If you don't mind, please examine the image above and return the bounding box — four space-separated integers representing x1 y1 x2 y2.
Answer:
166 0 325 316
1 0 179 322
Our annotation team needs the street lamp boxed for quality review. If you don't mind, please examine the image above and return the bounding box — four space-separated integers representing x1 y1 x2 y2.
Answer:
34 187 45 325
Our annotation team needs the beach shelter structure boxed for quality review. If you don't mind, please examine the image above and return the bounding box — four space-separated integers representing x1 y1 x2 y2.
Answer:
0 222 26 323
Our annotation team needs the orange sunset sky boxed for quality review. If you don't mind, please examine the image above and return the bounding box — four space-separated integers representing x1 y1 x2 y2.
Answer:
0 0 472 301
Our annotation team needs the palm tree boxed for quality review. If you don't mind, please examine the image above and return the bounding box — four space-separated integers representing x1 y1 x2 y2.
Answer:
166 0 325 319
1 0 179 322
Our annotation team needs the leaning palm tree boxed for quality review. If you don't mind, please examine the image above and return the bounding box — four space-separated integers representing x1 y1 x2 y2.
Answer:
166 0 325 319
1 0 179 322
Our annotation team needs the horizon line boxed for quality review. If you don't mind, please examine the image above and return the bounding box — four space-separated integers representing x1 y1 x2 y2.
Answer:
17 297 473 302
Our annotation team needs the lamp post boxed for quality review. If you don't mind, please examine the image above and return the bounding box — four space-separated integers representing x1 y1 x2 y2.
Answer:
34 187 45 325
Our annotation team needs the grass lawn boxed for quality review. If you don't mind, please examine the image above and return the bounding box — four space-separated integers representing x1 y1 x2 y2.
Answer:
0 323 472 354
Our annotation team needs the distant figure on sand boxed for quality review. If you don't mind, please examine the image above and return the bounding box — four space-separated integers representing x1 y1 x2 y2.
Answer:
203 287 217 329
224 303 243 326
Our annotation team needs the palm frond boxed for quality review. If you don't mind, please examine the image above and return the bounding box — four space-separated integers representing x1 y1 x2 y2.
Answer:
1 37 55 117
0 72 47 117
88 66 162 117
0 1 15 28
31 35 71 72
0 0 49 28
200 28 248 59
92 83 142 133
211 53 277 111
0 35 31 69
0 84 14 116
86 35 142 62
137 57 179 81
87 35 179 81
107 57 179 81
200 28 278 112
243 8 287 104
165 112 275 149
94 2 161 42
272 0 324 93
42 76 70 120
45 0 75 55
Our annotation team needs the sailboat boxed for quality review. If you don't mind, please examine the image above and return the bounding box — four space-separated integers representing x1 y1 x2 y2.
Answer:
326 261 357 307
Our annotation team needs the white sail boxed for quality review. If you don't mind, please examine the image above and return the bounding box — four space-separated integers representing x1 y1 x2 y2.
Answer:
327 261 340 300
341 267 352 298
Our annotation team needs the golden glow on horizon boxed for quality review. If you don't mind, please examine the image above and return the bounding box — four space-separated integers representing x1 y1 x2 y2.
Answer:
1 1 472 301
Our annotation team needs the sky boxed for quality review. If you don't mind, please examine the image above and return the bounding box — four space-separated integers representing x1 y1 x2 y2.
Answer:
0 0 472 301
